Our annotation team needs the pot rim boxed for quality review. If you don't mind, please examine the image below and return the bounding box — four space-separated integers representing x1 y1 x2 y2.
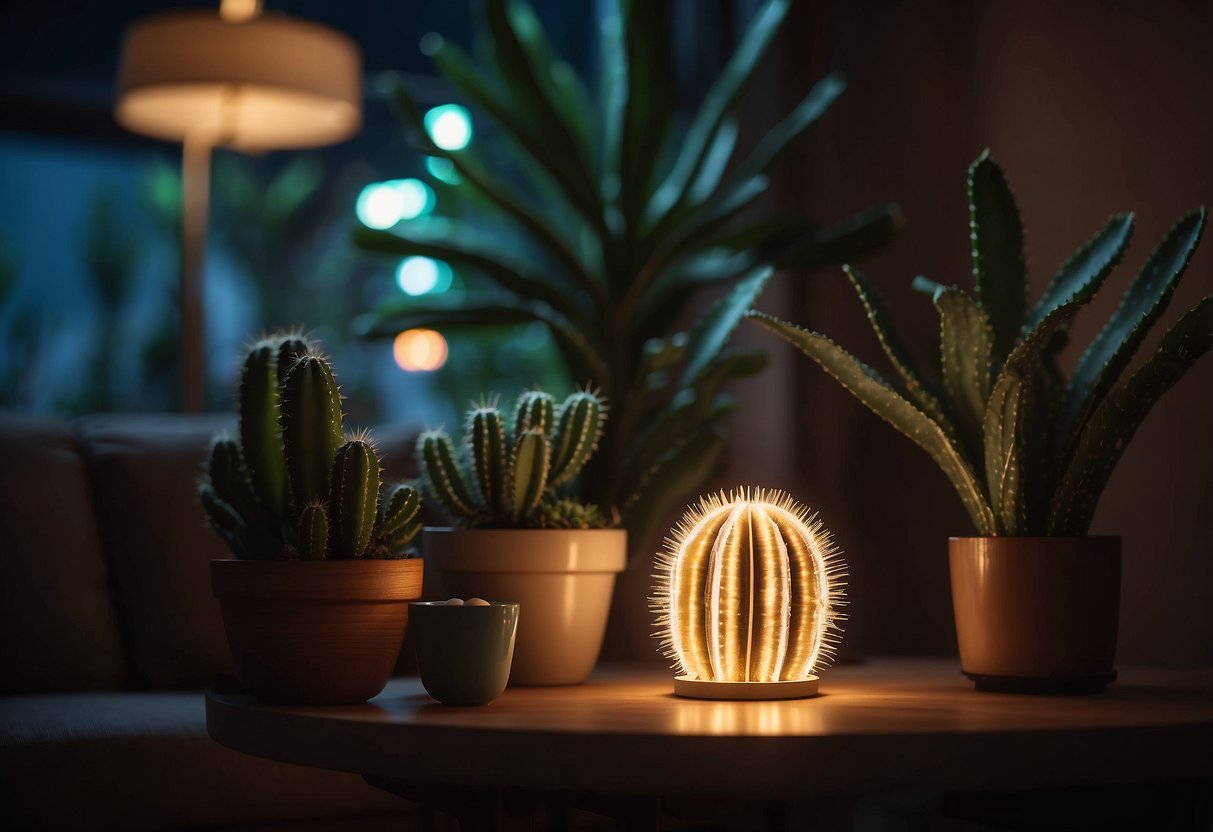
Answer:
211 556 424 600
422 526 627 536
947 535 1121 542
422 526 627 574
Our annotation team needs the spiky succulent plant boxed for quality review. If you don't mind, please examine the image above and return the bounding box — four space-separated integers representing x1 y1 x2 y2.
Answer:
354 0 899 550
199 333 422 559
748 150 1212 537
417 389 609 528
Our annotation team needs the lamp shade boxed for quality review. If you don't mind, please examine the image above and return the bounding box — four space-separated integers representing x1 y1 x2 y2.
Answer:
115 10 361 151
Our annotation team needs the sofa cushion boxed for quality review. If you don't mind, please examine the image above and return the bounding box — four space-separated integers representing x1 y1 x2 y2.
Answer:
74 414 236 690
0 690 412 831
0 414 126 694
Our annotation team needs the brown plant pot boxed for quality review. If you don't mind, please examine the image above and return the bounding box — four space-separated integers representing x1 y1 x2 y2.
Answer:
949 536 1120 694
211 558 424 705
423 528 627 686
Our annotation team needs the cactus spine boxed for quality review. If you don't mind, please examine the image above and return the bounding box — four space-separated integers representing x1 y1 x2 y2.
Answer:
417 389 608 528
200 332 422 560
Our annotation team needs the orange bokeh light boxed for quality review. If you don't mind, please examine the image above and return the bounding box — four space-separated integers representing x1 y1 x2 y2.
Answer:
393 328 448 372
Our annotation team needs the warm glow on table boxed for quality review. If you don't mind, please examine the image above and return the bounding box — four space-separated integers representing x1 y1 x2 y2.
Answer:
206 660 1213 800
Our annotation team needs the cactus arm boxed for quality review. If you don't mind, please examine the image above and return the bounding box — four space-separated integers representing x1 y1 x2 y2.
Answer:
844 266 952 432
1027 213 1135 332
207 437 281 557
931 285 994 456
328 439 380 559
549 391 605 487
468 407 508 516
1048 296 1212 535
748 311 996 534
374 483 422 552
298 501 329 561
968 150 1027 359
200 484 251 558
1058 208 1207 449
509 429 551 523
416 430 479 520
513 390 556 436
207 438 261 523
281 354 344 509
275 335 311 389
238 341 287 516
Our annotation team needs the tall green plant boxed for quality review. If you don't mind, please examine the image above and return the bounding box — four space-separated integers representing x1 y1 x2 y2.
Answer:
199 332 422 559
354 0 899 549
748 150 1211 537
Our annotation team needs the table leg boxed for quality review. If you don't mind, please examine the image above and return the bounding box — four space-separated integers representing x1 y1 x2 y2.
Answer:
365 777 502 831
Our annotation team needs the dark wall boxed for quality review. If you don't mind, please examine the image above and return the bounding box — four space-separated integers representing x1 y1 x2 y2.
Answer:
736 0 1212 665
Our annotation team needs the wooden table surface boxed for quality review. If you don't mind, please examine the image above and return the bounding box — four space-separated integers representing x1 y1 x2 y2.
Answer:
206 659 1213 799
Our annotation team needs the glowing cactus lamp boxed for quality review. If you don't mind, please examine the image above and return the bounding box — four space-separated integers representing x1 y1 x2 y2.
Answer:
653 488 846 700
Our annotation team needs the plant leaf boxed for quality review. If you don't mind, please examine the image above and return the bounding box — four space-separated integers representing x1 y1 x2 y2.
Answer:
621 429 727 552
932 285 994 456
484 0 601 221
619 0 673 228
844 266 953 433
1028 213 1135 330
352 221 585 327
679 267 772 388
733 72 846 181
982 370 1033 536
772 203 903 267
968 150 1027 358
1059 207 1207 444
386 75 600 301
429 38 600 226
642 0 791 230
356 296 607 385
1048 295 1213 535
747 311 996 533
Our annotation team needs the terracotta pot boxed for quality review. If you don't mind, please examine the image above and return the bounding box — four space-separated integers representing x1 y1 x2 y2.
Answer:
423 528 627 686
949 536 1120 694
211 558 424 704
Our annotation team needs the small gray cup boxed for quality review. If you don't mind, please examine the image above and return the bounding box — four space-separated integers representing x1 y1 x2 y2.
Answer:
410 601 519 706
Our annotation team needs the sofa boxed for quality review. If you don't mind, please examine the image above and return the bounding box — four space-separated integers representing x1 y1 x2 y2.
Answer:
0 413 423 831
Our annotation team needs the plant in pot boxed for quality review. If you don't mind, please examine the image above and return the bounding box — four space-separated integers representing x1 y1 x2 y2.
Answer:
747 150 1211 693
417 389 626 685
202 333 425 705
354 0 900 555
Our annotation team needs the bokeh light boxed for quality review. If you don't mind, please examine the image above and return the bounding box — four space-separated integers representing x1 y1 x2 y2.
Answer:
396 256 453 296
393 329 448 372
355 178 433 229
425 156 461 184
424 104 472 151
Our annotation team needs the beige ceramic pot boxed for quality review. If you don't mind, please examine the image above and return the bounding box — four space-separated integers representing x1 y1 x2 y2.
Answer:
949 536 1120 694
212 558 424 705
423 528 627 686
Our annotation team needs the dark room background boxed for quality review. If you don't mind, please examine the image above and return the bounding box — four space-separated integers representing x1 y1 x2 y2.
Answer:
2 0 1210 666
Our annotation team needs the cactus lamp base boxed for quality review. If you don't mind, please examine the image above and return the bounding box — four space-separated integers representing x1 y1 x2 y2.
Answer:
673 675 820 700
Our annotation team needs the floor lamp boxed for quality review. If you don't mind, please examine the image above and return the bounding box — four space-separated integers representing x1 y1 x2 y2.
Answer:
114 0 361 411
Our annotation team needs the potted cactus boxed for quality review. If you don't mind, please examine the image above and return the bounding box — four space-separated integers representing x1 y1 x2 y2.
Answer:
748 150 1211 693
418 389 626 685
203 333 424 705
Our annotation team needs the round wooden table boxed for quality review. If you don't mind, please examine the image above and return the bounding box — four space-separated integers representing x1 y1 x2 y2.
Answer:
206 659 1213 825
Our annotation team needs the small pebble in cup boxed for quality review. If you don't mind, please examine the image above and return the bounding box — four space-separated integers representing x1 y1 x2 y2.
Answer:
444 598 464 606
465 598 490 607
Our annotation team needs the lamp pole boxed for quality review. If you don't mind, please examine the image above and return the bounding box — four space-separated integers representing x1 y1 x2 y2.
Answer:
180 128 212 412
